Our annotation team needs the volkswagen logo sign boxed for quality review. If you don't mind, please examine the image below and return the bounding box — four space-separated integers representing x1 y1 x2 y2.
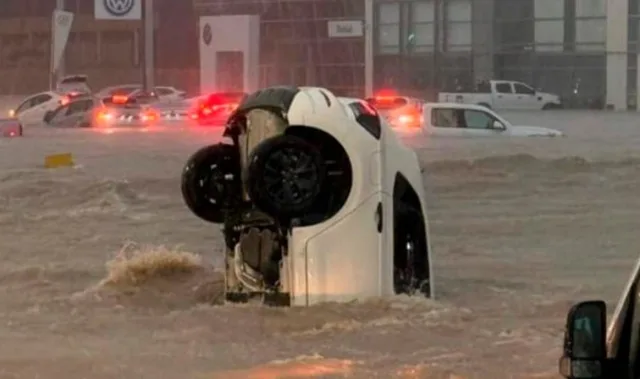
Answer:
104 0 135 17
202 24 212 45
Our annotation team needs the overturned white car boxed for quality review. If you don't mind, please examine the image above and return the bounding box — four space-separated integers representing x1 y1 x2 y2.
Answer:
181 86 434 306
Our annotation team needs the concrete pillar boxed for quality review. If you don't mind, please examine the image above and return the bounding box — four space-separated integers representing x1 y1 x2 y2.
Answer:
471 0 494 82
364 0 374 97
605 0 628 110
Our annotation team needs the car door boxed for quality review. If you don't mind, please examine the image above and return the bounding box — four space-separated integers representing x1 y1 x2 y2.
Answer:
513 82 539 110
65 99 95 127
492 82 517 110
17 94 54 124
459 108 507 136
46 104 71 126
428 107 467 136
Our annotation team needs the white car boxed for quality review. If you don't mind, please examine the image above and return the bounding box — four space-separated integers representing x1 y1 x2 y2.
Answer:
9 75 91 125
9 91 70 125
181 86 434 306
438 80 562 110
416 102 564 137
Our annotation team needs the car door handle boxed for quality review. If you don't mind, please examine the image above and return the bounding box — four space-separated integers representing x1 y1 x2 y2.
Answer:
375 202 383 233
497 95 502 98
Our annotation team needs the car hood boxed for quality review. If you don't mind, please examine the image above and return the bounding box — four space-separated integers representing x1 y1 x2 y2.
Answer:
509 125 564 137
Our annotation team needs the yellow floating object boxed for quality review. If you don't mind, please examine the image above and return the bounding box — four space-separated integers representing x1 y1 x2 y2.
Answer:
44 153 74 169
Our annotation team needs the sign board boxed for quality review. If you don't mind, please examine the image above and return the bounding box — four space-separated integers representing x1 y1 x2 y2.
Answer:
327 20 364 38
51 10 74 73
95 0 142 20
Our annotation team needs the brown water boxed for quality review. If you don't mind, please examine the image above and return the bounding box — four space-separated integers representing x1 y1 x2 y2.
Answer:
0 111 638 378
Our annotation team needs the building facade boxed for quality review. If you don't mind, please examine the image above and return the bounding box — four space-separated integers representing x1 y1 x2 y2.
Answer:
0 0 635 109
0 0 197 94
193 0 367 97
373 0 632 109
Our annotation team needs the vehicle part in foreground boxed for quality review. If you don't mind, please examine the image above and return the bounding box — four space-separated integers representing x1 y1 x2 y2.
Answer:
559 257 640 379
181 86 434 306
0 119 23 137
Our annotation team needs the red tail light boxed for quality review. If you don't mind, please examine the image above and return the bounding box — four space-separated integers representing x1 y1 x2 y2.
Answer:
112 95 128 104
141 109 159 123
60 96 70 106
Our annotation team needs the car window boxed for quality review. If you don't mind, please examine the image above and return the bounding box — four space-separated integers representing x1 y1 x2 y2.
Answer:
110 86 140 96
32 94 53 106
48 104 71 122
463 110 497 129
67 99 94 115
155 87 173 95
514 83 536 95
431 108 461 128
15 97 37 114
348 101 381 139
495 83 513 94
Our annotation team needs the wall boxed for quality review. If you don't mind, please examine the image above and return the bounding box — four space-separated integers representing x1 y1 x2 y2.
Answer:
195 0 366 97
0 0 198 95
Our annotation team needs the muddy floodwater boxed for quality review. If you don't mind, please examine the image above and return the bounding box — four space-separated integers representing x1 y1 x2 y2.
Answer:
0 111 638 378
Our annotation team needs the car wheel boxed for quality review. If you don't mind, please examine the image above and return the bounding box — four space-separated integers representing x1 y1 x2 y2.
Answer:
245 135 325 219
542 103 560 110
393 201 430 297
181 143 242 223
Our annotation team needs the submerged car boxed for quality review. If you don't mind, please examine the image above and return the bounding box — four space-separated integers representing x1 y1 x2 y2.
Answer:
423 103 564 137
0 119 23 137
365 92 424 129
8 75 91 125
96 84 186 104
181 86 434 306
43 95 100 128
188 91 247 126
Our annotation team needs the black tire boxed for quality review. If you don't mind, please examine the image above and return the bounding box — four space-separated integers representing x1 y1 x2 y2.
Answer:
393 201 430 297
542 103 561 110
245 135 325 219
181 143 242 223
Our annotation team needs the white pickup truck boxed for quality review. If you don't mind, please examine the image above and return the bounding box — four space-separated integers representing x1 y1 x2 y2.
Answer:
438 80 562 111
414 102 564 137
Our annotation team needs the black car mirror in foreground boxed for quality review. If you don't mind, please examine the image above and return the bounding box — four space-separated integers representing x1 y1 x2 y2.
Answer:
559 300 607 379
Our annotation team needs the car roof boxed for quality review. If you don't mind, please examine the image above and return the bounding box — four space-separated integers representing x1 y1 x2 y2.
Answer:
425 102 492 111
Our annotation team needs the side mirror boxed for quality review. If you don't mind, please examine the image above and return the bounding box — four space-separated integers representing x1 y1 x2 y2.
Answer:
492 120 505 130
559 301 607 379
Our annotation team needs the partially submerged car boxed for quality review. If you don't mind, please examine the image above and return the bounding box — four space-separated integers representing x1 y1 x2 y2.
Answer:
0 118 23 137
43 95 100 128
421 103 564 137
188 91 247 126
365 93 424 129
559 256 640 379
8 75 91 125
96 84 186 104
181 86 433 306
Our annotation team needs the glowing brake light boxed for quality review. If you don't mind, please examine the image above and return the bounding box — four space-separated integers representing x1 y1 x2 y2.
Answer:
96 109 113 122
112 95 128 104
140 109 159 123
60 96 70 106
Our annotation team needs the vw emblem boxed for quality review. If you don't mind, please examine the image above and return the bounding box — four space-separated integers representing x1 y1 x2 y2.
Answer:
202 24 212 45
104 0 135 16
